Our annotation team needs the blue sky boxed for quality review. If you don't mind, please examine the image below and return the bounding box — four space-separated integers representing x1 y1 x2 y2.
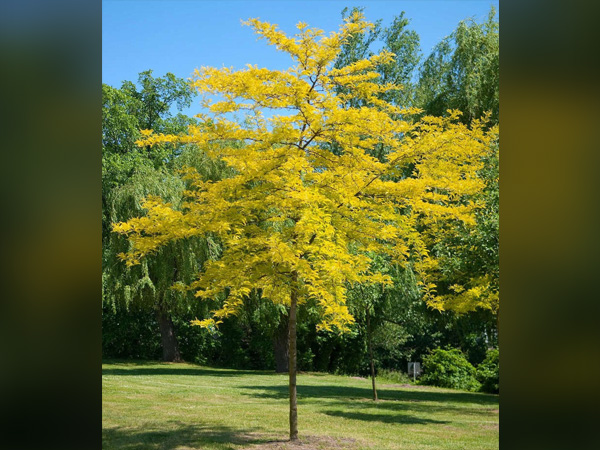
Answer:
103 0 498 114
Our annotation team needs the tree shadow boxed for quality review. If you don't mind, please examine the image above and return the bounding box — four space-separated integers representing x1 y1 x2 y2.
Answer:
322 409 448 425
103 359 162 366
241 384 498 406
102 365 275 378
318 397 497 418
102 422 274 450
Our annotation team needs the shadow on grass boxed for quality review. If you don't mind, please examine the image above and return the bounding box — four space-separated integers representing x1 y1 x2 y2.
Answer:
323 409 448 425
102 422 272 450
242 384 498 406
102 363 274 378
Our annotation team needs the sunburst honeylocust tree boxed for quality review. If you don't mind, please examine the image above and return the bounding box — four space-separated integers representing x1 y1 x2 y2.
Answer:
113 13 496 441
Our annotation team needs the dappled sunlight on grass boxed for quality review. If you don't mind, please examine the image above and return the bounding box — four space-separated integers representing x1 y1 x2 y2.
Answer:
103 361 498 450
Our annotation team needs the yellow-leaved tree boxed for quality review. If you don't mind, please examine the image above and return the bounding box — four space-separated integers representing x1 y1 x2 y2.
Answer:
113 13 495 441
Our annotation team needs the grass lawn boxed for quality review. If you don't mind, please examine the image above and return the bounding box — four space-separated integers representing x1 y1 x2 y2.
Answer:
102 360 498 450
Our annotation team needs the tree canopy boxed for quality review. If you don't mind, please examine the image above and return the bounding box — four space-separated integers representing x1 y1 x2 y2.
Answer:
416 7 499 125
113 13 495 333
112 13 497 439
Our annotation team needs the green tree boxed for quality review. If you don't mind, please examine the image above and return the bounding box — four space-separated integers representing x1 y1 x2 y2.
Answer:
102 70 196 241
415 7 499 125
102 71 221 362
344 257 420 400
335 6 421 108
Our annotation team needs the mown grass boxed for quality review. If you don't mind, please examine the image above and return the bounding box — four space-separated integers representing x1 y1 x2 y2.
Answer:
102 360 498 450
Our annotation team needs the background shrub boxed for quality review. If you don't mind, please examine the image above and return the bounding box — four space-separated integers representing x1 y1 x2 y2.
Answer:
102 305 162 360
476 348 499 393
420 347 481 391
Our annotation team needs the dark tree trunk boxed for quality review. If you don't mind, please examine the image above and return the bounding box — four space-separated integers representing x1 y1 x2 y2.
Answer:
156 307 182 362
366 307 378 401
274 315 289 373
288 275 299 441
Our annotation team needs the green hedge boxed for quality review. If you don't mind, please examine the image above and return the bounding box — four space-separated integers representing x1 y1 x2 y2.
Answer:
420 347 481 391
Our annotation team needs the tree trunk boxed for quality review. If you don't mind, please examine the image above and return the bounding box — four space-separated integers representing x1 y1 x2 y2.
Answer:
156 307 182 362
288 277 299 441
274 315 289 373
366 307 378 401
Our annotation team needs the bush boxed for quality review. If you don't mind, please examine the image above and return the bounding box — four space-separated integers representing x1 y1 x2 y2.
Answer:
420 347 481 391
476 348 499 393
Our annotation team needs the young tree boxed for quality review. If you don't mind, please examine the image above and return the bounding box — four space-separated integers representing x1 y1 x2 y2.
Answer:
346 259 421 401
113 13 494 441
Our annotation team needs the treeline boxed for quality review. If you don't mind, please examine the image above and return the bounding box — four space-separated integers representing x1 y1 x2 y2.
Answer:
102 7 498 390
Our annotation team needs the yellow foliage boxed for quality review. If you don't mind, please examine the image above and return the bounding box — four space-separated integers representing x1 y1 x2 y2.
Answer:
427 275 499 314
113 15 495 332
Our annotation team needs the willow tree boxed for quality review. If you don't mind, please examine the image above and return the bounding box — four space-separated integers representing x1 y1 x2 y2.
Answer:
102 71 226 362
102 72 197 362
113 13 494 441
